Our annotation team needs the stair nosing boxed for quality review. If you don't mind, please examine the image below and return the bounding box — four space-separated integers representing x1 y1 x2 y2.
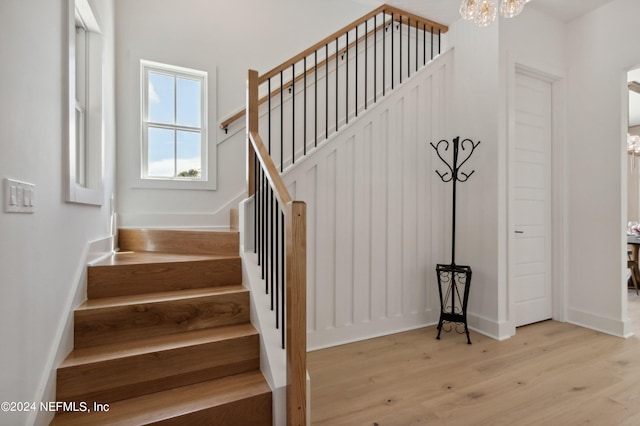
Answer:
77 285 248 310
61 323 258 368
89 251 240 267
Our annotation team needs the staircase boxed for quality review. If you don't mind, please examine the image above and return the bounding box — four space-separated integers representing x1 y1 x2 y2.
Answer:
51 229 272 425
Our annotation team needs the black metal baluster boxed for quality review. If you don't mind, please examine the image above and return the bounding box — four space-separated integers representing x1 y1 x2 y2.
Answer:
275 207 279 328
415 20 418 72
325 43 329 141
253 154 258 254
263 172 267 282
292 63 295 165
269 189 274 309
346 30 349 125
355 25 358 117
268 78 272 153
374 14 377 104
280 71 284 172
266 176 271 298
257 166 261 264
423 23 426 65
438 28 441 55
335 37 339 133
431 25 434 61
274 199 280 320
304 56 307 156
258 166 264 272
402 16 405 82
315 50 318 148
365 19 368 111
281 210 285 349
391 12 394 90
382 11 386 97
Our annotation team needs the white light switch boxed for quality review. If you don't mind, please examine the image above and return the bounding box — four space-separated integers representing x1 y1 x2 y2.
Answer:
10 185 17 205
4 178 35 213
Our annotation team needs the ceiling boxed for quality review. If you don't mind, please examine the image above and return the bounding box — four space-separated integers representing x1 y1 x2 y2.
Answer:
351 0 639 124
352 0 617 26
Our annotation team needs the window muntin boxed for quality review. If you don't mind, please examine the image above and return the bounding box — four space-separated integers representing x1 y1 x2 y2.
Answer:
141 61 207 181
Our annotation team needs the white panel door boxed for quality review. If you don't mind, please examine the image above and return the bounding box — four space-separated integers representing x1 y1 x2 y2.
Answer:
512 71 552 327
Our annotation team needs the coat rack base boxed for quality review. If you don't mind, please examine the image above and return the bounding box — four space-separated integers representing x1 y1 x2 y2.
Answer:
435 263 472 344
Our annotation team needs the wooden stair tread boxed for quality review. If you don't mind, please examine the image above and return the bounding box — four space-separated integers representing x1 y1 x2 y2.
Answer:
55 228 272 424
51 371 271 425
78 285 247 310
90 251 238 267
61 323 257 367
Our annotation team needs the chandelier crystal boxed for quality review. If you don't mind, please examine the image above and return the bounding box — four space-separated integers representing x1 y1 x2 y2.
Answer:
500 0 525 18
459 0 478 20
474 0 497 27
460 0 529 27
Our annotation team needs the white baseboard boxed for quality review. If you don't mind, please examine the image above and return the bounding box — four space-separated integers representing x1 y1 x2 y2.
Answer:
118 191 245 229
467 313 514 341
567 307 632 338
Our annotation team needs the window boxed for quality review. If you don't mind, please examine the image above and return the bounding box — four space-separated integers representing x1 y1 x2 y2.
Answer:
65 0 103 205
141 60 208 183
75 16 88 187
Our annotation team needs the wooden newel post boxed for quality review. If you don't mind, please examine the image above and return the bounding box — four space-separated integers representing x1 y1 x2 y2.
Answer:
247 70 258 198
286 200 307 426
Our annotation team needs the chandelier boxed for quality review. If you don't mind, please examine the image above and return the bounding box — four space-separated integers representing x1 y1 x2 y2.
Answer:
459 0 530 27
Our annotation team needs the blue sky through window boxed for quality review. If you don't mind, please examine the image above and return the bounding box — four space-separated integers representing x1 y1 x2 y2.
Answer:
147 69 203 177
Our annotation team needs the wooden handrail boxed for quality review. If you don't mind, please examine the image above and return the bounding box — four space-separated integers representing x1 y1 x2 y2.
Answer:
221 4 447 131
248 131 292 207
257 4 447 84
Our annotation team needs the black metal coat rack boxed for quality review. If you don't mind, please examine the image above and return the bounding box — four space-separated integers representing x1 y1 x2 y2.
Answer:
430 136 480 344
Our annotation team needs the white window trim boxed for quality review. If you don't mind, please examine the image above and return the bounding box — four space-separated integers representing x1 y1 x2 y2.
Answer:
135 60 216 191
65 0 104 205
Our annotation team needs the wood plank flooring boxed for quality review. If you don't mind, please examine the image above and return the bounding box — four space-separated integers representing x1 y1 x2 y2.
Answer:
308 290 640 426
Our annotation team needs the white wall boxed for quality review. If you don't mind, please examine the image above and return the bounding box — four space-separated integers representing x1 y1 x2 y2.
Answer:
565 0 640 336
448 19 503 337
0 1 116 425
115 0 374 228
448 6 568 339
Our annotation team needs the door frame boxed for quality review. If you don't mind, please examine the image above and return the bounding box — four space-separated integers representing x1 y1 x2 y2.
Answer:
505 57 567 337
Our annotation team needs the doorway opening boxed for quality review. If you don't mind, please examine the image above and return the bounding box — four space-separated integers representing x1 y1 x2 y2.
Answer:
625 67 640 334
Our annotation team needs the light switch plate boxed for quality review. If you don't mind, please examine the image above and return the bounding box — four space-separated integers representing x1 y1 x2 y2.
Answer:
4 178 35 214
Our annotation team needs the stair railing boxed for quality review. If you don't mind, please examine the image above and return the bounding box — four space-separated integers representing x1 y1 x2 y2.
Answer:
245 5 447 425
229 5 449 171
248 70 307 426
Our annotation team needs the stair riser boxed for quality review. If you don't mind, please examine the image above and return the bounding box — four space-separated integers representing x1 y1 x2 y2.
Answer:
74 292 250 348
57 335 260 403
118 229 240 256
150 393 272 426
88 258 242 299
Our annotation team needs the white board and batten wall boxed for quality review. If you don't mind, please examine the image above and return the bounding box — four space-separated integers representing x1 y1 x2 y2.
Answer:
278 51 454 350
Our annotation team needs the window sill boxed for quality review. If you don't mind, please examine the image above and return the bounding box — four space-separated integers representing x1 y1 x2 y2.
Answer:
67 183 103 206
132 177 216 191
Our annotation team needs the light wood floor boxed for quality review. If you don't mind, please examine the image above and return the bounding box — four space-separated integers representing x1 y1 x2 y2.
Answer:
308 290 640 425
